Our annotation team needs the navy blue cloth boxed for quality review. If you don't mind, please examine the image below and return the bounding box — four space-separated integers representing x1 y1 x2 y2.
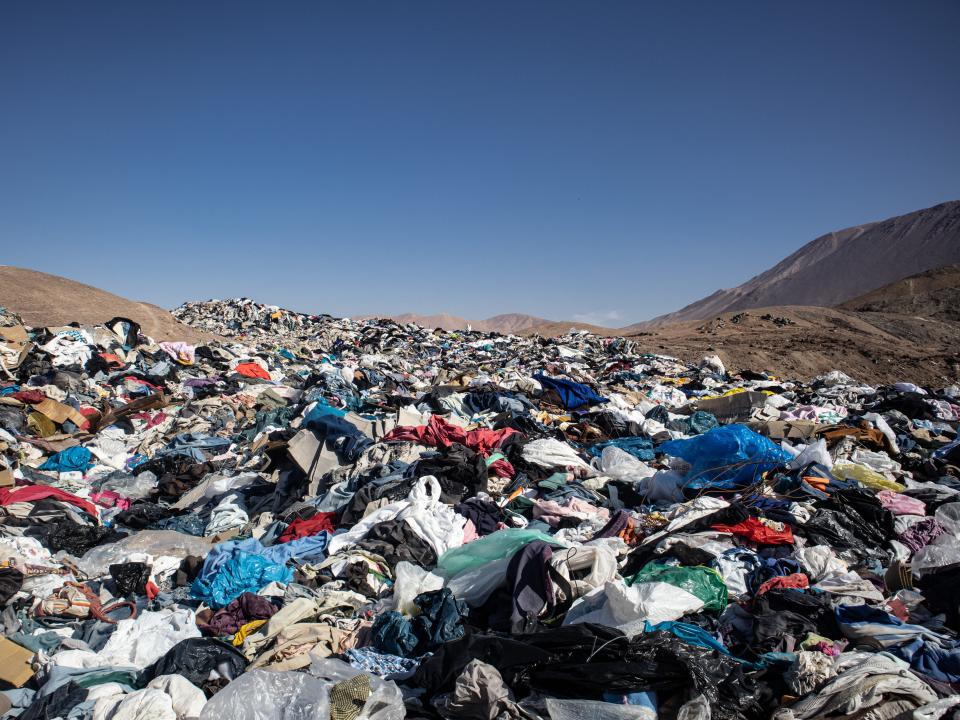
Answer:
371 589 468 657
534 374 608 410
303 413 373 463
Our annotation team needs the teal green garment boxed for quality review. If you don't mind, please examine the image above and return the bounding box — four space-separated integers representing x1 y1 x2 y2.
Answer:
435 528 565 578
627 563 729 612
536 472 569 492
485 452 506 466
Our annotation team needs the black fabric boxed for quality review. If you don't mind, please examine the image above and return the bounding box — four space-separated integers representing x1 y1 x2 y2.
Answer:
454 497 501 536
917 563 960 633
413 444 487 503
146 638 247 689
354 518 437 569
869 393 939 421
109 562 152 597
26 519 128 556
104 317 142 347
115 503 173 529
488 540 554 634
20 682 88 720
410 632 551 697
0 567 24 606
339 478 413 526
520 627 764 720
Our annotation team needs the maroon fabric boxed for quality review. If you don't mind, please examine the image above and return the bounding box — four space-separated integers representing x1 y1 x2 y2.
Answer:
277 512 337 543
12 390 46 404
488 458 515 479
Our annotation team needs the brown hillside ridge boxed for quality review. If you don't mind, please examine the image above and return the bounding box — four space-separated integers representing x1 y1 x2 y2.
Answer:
0 266 218 344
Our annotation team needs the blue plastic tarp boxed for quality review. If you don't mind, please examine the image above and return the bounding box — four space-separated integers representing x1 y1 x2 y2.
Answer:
658 424 790 489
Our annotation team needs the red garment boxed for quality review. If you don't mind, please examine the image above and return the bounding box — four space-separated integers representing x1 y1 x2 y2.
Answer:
235 362 271 380
756 573 809 596
0 485 99 518
712 516 794 545
466 428 517 456
383 415 517 456
488 458 515 479
277 512 337 543
12 390 46 404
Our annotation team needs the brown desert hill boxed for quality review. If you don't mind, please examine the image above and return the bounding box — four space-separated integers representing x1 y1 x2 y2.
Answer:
619 302 960 386
839 264 960 321
0 266 217 343
627 199 960 330
526 264 960 385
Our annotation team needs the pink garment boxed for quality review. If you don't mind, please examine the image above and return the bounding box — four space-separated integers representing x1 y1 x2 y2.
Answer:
461 519 479 544
91 490 131 511
531 499 609 527
383 415 518 456
877 490 926 516
0 485 99 518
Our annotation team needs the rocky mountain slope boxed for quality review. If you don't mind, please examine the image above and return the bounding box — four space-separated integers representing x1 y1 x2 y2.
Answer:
839 264 960 321
627 199 960 329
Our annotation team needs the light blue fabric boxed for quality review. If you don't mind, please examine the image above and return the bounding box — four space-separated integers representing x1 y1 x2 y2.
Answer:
38 446 93 472
192 537 297 608
586 437 654 461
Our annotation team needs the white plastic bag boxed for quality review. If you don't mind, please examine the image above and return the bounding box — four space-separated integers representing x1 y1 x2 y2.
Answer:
391 561 443 616
592 446 656 481
563 580 703 636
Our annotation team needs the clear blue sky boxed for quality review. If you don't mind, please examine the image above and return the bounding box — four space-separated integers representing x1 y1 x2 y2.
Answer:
2 2 958 325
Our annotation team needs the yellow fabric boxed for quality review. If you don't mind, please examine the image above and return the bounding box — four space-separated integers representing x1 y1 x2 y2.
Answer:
233 619 268 646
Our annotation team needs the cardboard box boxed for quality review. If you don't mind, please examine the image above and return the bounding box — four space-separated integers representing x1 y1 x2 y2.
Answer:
0 637 35 687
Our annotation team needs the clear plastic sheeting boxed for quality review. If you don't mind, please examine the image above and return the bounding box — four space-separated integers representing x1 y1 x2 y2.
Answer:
545 698 657 720
308 656 405 720
79 531 212 578
199 670 330 720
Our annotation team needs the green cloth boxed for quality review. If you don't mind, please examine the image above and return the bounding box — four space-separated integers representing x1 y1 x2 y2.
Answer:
627 564 728 612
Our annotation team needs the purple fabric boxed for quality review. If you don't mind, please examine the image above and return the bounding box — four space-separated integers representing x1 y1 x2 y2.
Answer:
899 517 946 554
590 509 631 540
183 377 222 387
197 591 278 636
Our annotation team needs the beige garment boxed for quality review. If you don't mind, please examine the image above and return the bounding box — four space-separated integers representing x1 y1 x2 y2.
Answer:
249 622 352 671
241 597 320 658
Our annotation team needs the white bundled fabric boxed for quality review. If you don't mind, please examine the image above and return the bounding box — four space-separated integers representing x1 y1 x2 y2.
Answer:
52 607 201 670
326 476 466 557
521 438 596 475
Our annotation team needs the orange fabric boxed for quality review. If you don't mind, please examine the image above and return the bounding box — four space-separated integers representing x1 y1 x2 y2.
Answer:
235 362 271 380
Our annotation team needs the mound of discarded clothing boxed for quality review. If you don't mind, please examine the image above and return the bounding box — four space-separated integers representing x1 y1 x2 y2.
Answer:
1 298 959 720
